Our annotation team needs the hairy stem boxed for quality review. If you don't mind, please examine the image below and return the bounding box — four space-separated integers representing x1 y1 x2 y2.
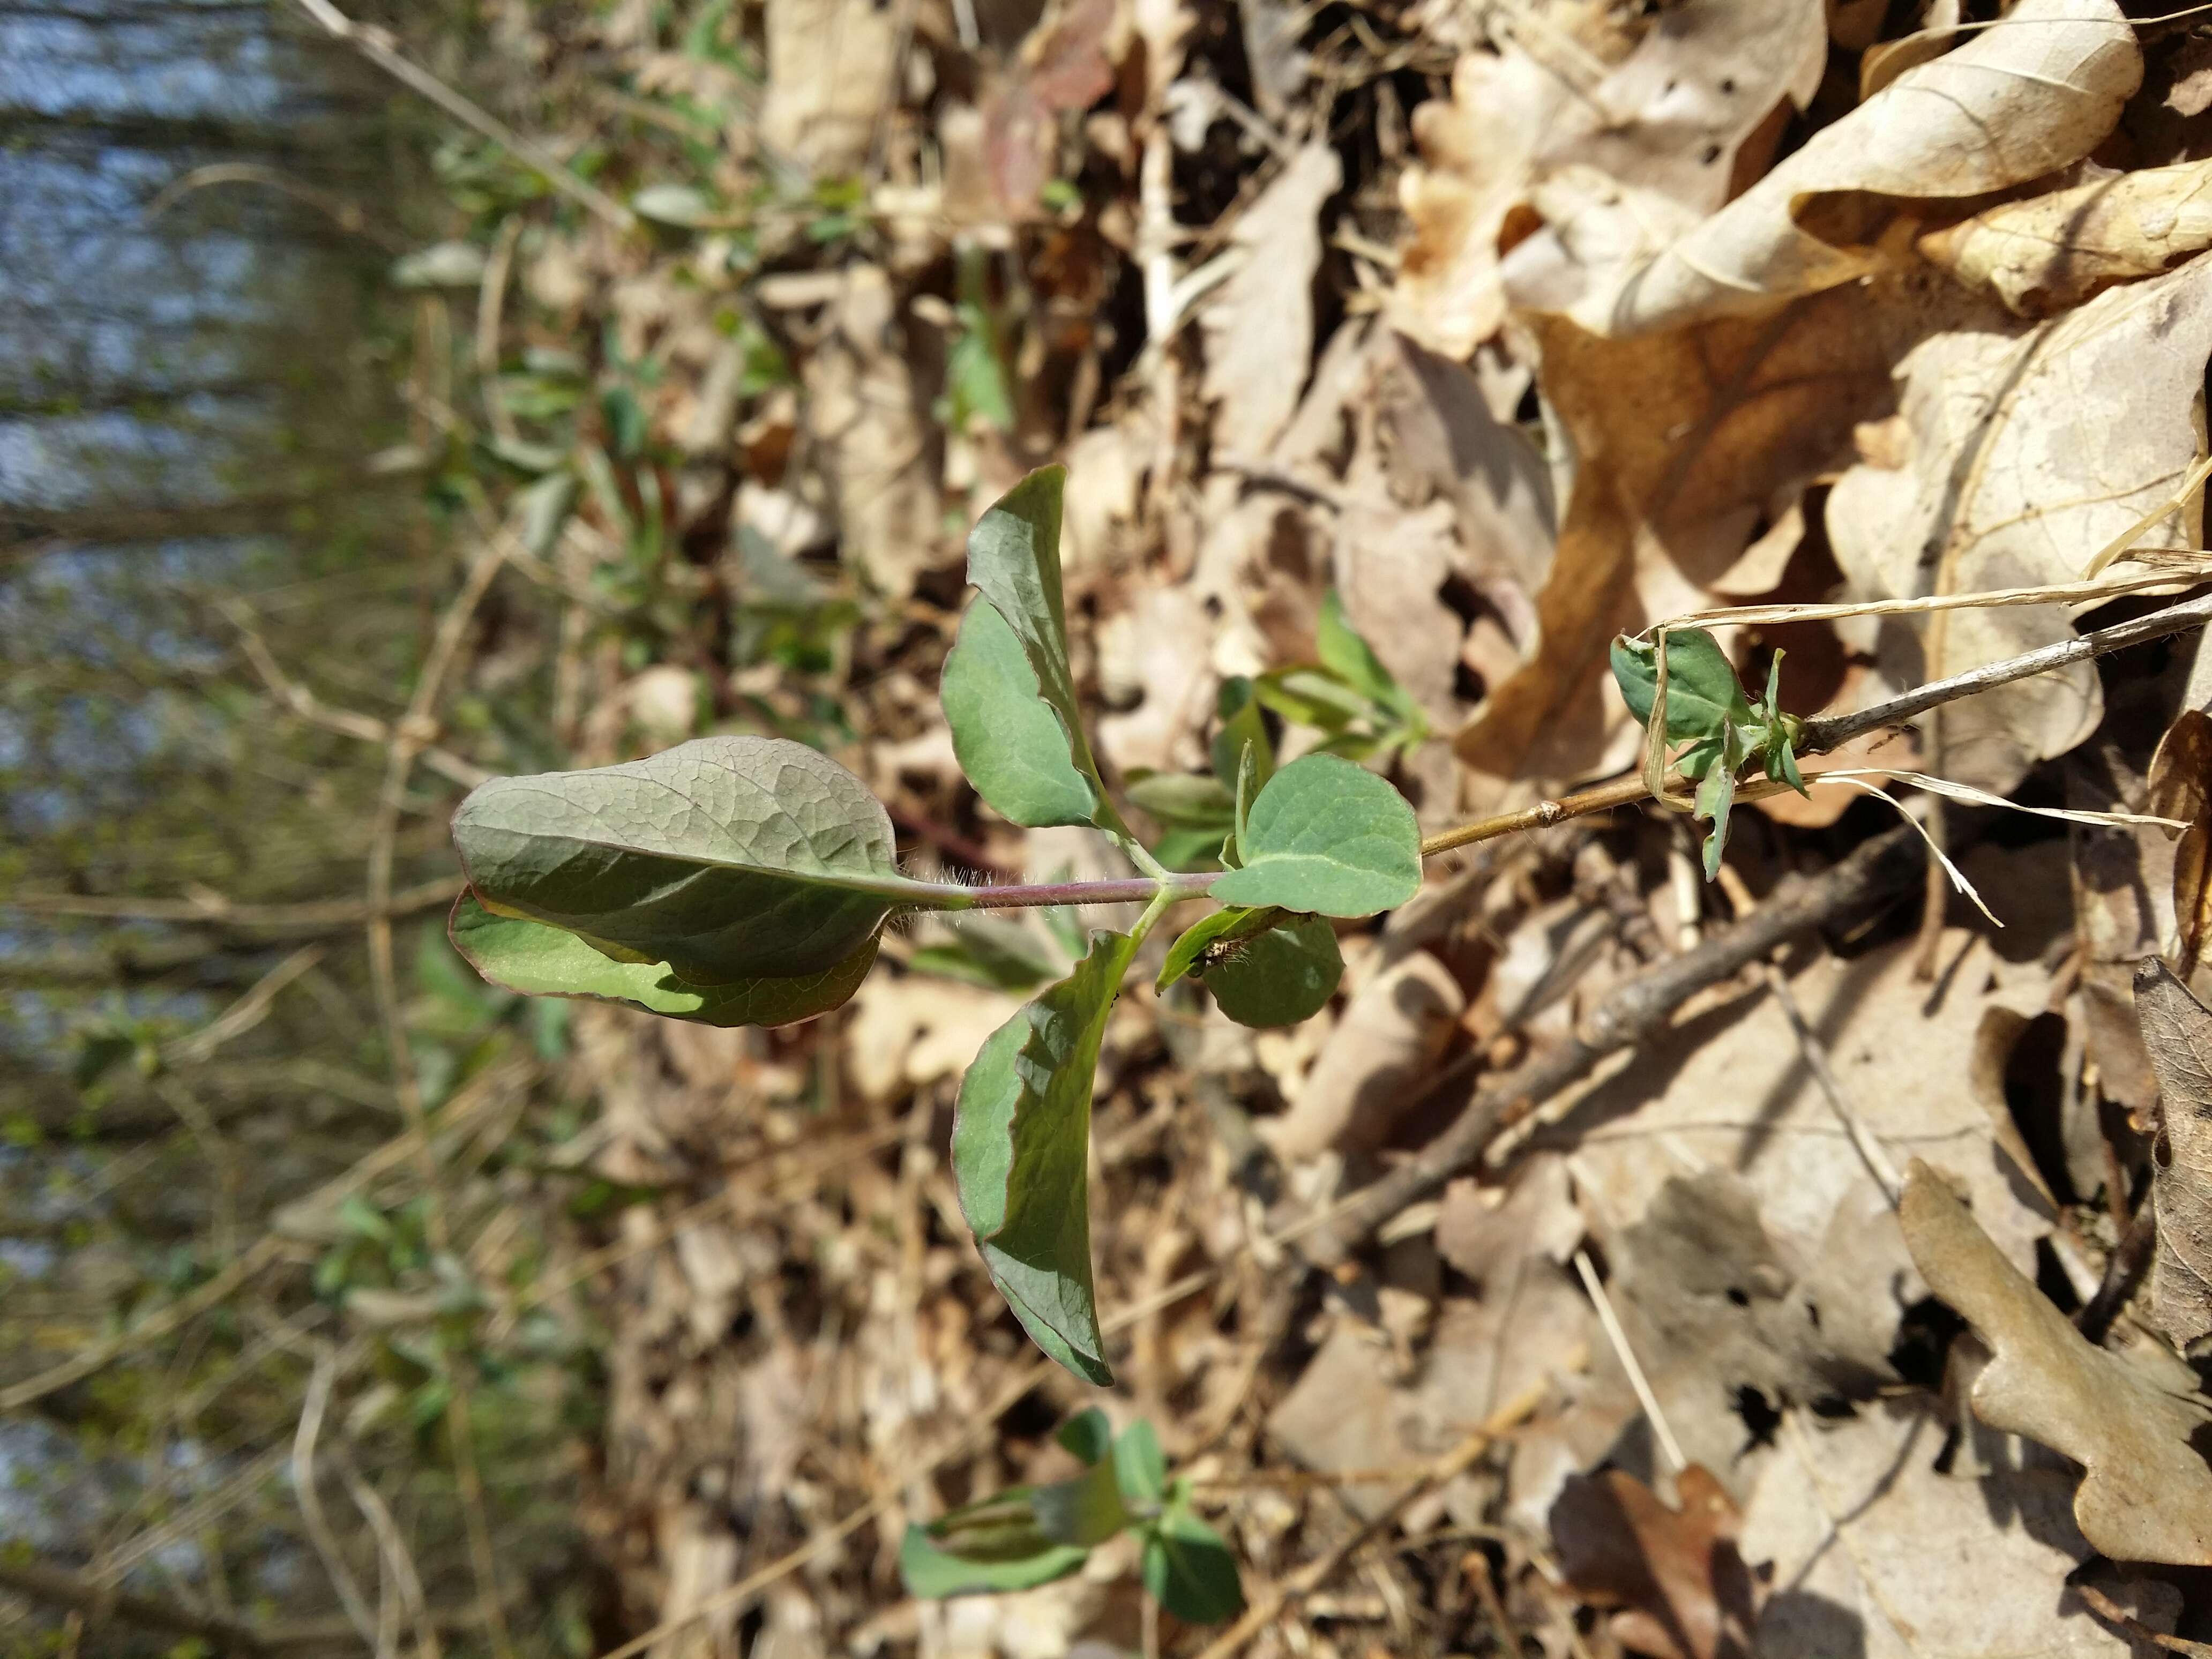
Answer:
953 872 1218 910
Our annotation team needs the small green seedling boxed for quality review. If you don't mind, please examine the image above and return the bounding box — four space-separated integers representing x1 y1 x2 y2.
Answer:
449 466 1423 1388
1610 626 1807 877
900 1409 1242 1625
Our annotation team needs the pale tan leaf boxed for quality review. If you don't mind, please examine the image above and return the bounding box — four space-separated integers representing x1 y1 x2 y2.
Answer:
1260 952 1462 1162
1505 0 2139 337
1826 251 2212 793
2133 960 2212 1349
1920 159 2212 317
1393 0 1826 357
1899 1160 2212 1565
760 0 898 175
1200 144 1341 459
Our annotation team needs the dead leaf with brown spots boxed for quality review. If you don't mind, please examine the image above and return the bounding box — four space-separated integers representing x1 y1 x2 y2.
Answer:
2134 960 2212 1351
1551 1465 1759 1659
1899 1157 2212 1564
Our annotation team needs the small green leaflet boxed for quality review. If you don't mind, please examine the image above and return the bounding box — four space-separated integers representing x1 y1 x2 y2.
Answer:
451 735 956 984
1318 589 1424 734
941 597 1098 828
1207 754 1422 918
1211 677 1274 793
900 1412 1241 1621
1609 628 1808 881
1201 915 1341 1028
1142 1493 1244 1624
950 930 1139 1385
449 893 876 1027
963 468 1128 838
908 915 1064 992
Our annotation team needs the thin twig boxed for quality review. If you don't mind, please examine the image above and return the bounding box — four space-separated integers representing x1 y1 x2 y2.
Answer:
288 0 635 231
362 535 515 1659
292 1348 382 1650
11 876 462 930
1187 1368 1562 1659
1301 825 1927 1267
1573 1250 1685 1473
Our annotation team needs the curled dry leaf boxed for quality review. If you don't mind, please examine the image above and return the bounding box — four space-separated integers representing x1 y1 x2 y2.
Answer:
1503 0 2140 337
1898 1159 2212 1565
1919 159 2212 318
1393 0 1827 355
1826 251 2212 794
2132 960 2212 1350
1551 1465 1758 1659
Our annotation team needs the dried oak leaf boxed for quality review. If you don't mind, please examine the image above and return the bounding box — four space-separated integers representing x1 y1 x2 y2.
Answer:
1552 1466 1759 1659
1828 251 2212 794
2134 960 2212 1349
1743 1398 2178 1658
1899 1158 2212 1564
1503 0 2140 337
1394 0 1826 355
2149 713 2212 978
1920 159 2212 318
1200 144 1341 460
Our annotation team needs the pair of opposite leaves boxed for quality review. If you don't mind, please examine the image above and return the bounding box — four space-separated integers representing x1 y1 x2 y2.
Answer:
447 466 1422 1382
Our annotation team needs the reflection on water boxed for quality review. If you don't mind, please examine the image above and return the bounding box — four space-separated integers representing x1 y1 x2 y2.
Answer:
0 0 396 528
0 0 416 1561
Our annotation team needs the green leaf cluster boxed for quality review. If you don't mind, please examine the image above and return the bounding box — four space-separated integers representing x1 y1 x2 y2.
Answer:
1251 589 1429 765
1610 627 1807 877
901 1409 1243 1626
447 465 1429 1400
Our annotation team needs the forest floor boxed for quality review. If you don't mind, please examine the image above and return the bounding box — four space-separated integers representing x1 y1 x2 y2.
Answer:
21 0 2212 1655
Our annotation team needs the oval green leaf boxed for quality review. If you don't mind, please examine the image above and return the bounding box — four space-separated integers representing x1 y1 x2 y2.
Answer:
951 929 1139 1386
1156 906 1286 993
965 468 1127 837
900 1521 1088 1599
1201 915 1341 1028
941 597 1098 827
1205 754 1420 918
1610 628 1753 742
1141 1504 1244 1625
449 893 876 1028
452 735 955 985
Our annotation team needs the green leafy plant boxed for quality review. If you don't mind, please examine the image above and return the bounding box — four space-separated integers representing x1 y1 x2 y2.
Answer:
1610 626 1807 877
900 1409 1242 1625
449 465 1423 1385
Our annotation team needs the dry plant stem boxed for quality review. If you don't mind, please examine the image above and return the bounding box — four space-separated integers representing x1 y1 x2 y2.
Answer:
2075 1192 2159 1347
292 1349 382 1650
364 536 516 1659
1761 963 1902 1202
1187 1367 1561 1659
1573 1248 1686 1473
2073 1582 2212 1657
0 1557 381 1656
288 0 636 231
12 875 463 929
1302 824 1927 1268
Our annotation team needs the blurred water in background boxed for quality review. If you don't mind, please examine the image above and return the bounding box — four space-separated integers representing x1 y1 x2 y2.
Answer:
0 0 412 1568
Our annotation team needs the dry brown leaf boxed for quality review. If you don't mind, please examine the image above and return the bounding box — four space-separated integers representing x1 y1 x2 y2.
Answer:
800 267 944 597
1742 1399 2178 1658
1899 1159 2212 1565
2134 960 2212 1350
1919 159 2212 317
1200 144 1341 460
1435 1154 1582 1287
1394 0 1827 355
1456 279 1948 780
1551 1466 1759 1659
1827 251 2212 793
1261 951 1462 1162
2150 711 2212 976
1503 0 2139 337
759 0 899 175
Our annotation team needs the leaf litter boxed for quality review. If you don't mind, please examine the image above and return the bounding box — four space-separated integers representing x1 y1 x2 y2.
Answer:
382 0 2212 1653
